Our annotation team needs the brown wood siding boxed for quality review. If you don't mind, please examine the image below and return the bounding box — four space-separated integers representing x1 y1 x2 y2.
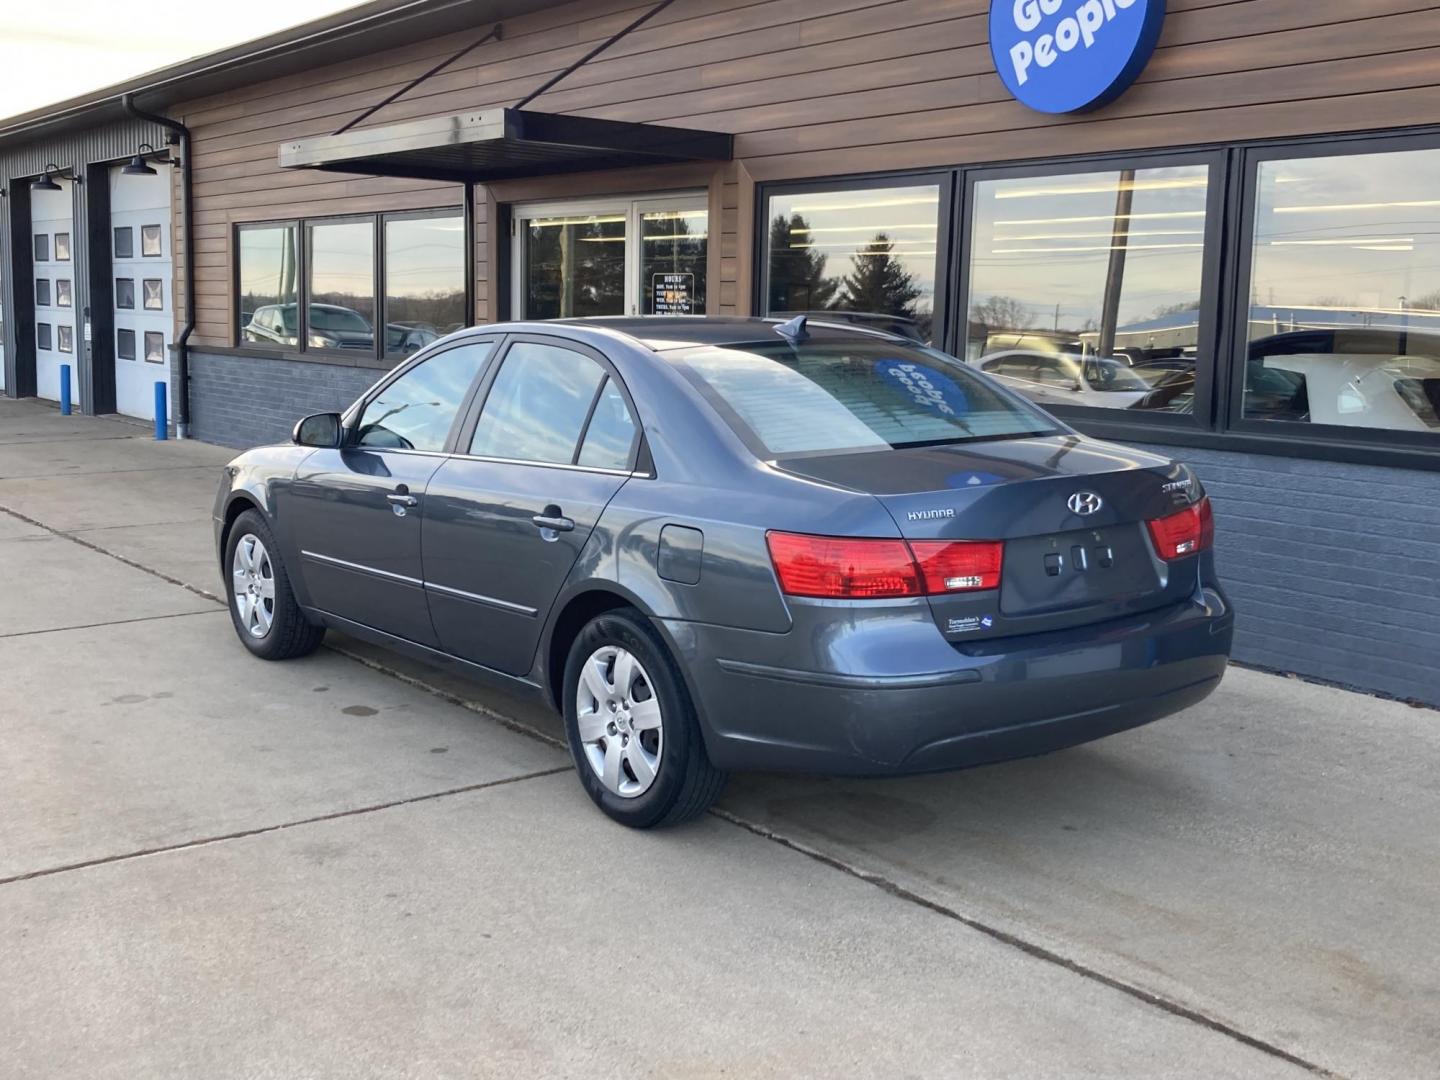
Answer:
174 0 1440 347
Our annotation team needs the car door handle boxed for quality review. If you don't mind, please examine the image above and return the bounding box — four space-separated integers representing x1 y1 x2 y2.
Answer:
387 493 419 507
532 510 575 532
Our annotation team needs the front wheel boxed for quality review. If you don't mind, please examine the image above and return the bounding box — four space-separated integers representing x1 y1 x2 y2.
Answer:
563 609 726 828
223 508 325 661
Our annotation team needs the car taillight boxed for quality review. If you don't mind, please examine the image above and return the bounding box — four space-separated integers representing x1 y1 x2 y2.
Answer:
1147 496 1215 561
765 533 921 599
766 532 1004 599
910 540 1004 593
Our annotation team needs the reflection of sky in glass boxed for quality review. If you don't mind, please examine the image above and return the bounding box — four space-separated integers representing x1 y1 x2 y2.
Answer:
469 343 605 464
577 380 636 469
1250 149 1440 328
771 185 939 311
362 342 492 452
968 165 1209 334
385 215 465 295
238 225 296 301
310 220 375 322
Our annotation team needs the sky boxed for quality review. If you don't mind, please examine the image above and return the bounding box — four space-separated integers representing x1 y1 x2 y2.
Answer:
0 0 360 121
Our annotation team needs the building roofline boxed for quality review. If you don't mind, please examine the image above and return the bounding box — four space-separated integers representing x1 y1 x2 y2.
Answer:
0 0 554 146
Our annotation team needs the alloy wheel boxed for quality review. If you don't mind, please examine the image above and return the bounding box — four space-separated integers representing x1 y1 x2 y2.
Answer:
232 532 276 638
575 645 664 798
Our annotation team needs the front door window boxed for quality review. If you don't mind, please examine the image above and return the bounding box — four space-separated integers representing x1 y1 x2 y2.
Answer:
515 197 707 318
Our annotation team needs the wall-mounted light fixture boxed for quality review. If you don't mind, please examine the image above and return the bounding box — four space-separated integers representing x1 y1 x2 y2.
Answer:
123 143 179 175
31 163 75 191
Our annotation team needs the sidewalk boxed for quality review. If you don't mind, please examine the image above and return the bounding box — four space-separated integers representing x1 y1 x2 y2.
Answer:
2 397 1437 1079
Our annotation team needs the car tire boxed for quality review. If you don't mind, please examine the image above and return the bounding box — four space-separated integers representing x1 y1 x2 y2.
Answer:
224 508 326 661
563 608 726 829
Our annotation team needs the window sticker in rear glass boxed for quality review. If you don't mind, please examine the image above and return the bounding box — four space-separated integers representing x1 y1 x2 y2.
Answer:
874 359 969 418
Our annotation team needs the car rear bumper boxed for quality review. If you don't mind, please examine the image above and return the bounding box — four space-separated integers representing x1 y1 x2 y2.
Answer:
658 589 1234 776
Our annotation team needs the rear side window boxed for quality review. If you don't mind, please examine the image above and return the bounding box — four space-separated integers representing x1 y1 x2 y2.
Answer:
356 341 494 452
469 342 610 465
674 339 1056 456
577 378 638 470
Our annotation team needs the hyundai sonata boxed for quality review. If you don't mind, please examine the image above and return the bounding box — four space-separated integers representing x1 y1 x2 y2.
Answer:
214 317 1233 828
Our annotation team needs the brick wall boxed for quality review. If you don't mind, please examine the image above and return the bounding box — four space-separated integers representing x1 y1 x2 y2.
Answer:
188 350 378 450
1135 444 1440 707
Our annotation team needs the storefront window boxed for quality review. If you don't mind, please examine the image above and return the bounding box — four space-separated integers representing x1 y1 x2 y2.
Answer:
641 209 707 315
307 219 376 352
966 164 1210 415
764 183 941 342
237 223 299 347
1244 148 1440 435
384 212 466 357
525 213 626 319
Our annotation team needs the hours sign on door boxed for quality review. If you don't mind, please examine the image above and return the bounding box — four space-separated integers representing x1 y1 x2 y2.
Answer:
652 273 694 315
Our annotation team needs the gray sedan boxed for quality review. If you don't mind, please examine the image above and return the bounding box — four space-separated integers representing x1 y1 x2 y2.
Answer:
214 317 1233 828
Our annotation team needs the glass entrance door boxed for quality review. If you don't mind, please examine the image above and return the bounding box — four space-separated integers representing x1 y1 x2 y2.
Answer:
513 195 707 319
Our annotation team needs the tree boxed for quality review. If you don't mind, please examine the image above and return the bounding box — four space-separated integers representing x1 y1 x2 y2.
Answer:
969 294 1033 331
767 214 839 313
838 233 922 321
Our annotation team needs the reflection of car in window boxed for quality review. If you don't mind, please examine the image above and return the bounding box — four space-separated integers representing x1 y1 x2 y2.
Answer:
385 322 441 355
243 303 374 350
1247 328 1440 430
971 350 1151 410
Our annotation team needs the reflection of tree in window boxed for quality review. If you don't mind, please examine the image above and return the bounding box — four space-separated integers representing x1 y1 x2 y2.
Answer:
838 234 921 324
767 214 838 313
642 210 707 314
527 217 625 319
971 295 1034 332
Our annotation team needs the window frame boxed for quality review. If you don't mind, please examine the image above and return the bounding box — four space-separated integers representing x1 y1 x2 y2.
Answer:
753 129 1440 470
454 333 645 476
342 332 504 455
233 206 467 368
757 170 954 348
234 220 301 355
381 207 472 361
955 148 1227 437
1224 132 1440 457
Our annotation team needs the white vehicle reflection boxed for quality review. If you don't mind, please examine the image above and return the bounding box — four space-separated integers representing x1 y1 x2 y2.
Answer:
1261 352 1440 432
970 349 1152 410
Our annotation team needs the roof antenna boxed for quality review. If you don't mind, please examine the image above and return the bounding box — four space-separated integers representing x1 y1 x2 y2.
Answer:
773 315 809 344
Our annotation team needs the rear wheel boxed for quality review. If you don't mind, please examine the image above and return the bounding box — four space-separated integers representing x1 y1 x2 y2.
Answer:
563 609 726 828
224 509 325 661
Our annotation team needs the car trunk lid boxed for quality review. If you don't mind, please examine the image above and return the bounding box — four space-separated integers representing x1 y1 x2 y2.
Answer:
774 435 1202 642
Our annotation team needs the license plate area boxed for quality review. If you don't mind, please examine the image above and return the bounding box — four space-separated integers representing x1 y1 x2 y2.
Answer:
1000 523 1159 617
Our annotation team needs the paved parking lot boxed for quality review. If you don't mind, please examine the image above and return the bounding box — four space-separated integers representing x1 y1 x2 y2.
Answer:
2 397 1436 1079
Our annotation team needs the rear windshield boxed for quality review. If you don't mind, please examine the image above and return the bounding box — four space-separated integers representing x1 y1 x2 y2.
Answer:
673 339 1058 457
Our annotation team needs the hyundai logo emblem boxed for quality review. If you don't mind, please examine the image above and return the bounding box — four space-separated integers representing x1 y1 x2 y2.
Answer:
1068 491 1104 516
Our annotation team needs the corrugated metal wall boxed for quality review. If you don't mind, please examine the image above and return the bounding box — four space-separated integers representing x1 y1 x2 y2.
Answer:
1 118 171 410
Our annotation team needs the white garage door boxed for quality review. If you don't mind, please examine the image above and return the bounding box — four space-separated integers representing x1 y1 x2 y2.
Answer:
31 182 77 408
111 168 173 421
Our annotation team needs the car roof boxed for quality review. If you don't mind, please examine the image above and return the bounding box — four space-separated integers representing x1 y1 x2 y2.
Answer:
549 315 913 352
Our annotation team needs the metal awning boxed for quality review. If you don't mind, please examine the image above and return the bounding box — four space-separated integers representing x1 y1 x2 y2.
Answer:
279 108 733 184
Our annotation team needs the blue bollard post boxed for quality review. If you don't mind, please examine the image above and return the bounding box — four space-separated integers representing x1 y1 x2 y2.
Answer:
154 381 168 441
59 364 72 416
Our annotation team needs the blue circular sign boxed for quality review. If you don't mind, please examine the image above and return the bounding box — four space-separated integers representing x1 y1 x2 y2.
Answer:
989 0 1167 115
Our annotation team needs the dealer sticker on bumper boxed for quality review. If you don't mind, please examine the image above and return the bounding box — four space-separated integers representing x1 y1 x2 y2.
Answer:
948 615 995 635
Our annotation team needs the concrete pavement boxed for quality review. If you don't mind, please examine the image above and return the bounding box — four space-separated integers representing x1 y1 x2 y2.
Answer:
1 396 1436 1079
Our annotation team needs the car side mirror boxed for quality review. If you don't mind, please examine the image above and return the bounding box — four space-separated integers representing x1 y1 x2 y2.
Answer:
293 412 343 448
